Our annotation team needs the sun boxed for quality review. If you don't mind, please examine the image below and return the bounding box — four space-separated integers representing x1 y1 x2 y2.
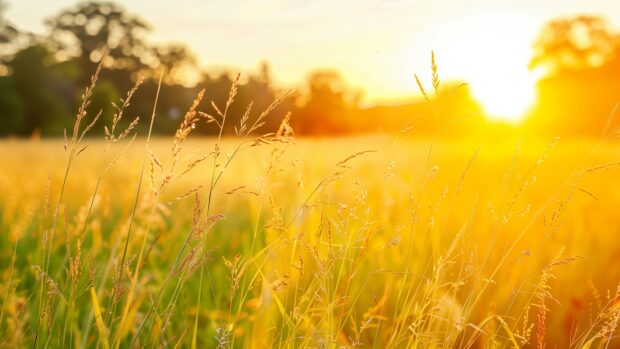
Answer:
469 67 537 123
429 12 541 123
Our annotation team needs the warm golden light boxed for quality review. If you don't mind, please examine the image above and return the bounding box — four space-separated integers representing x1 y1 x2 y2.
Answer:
429 12 540 123
470 70 537 123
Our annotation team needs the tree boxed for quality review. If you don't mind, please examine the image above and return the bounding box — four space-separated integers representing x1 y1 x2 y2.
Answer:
195 63 292 136
0 0 22 73
43 1 202 137
235 62 293 134
0 75 23 135
527 15 620 136
6 44 71 135
152 43 200 86
0 1 16 45
295 70 360 134
46 1 151 78
530 16 618 75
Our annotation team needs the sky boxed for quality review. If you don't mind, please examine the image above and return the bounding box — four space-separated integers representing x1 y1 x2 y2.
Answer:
5 0 620 115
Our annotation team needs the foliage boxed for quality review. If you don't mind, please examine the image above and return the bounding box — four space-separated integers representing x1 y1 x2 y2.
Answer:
0 1 484 138
45 1 151 74
530 15 617 75
527 15 620 137
294 70 361 134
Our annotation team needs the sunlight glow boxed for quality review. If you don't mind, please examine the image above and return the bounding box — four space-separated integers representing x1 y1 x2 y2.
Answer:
470 69 537 123
430 12 541 123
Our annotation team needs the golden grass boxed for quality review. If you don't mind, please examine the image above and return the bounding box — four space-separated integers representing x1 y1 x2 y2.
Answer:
1 68 620 348
1 133 620 348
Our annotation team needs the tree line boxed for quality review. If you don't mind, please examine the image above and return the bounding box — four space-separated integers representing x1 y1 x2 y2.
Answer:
0 1 619 138
0 1 372 137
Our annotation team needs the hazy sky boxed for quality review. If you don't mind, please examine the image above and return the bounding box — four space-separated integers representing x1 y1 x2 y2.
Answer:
5 0 620 107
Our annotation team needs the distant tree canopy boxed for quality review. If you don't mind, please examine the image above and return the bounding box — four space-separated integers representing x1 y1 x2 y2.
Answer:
8 1 612 138
0 1 17 45
46 2 153 73
294 70 361 134
0 0 490 138
0 1 282 137
527 15 620 137
0 0 23 69
530 16 617 75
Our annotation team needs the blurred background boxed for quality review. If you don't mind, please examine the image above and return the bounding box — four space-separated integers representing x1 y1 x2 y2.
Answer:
3 3 620 347
0 0 619 138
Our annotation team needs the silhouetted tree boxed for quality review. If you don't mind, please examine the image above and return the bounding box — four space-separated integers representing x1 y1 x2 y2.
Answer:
0 76 23 135
357 82 483 136
0 0 482 138
295 70 360 134
530 15 618 75
5 44 71 135
0 1 16 45
152 44 200 85
236 62 294 133
46 1 151 80
196 63 292 136
527 15 620 137
0 0 24 74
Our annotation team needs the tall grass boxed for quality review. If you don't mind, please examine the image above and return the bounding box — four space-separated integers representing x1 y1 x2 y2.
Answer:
1 56 620 348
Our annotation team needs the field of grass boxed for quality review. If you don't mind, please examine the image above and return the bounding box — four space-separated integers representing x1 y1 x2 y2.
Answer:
2 79 620 348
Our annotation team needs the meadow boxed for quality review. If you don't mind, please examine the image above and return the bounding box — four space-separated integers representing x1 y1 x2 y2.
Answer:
1 75 620 349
